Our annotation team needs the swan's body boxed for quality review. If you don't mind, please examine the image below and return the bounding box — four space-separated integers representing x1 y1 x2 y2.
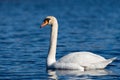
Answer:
41 16 116 71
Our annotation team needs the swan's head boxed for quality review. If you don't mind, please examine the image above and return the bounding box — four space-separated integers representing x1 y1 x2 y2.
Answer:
41 16 57 28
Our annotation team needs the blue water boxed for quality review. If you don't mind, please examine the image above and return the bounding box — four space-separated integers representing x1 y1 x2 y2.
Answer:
0 0 120 80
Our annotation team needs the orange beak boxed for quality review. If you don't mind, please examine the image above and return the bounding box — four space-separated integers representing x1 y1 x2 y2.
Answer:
41 20 49 28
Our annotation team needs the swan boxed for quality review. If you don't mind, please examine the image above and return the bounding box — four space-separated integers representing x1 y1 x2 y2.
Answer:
41 16 116 71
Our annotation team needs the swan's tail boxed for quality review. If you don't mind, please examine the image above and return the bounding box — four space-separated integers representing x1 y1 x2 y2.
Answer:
86 57 117 70
106 57 117 64
97 57 117 69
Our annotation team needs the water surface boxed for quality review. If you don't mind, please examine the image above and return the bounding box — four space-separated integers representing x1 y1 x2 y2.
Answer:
0 0 120 80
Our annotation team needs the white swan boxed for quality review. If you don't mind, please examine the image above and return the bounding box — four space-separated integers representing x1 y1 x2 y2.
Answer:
41 16 116 71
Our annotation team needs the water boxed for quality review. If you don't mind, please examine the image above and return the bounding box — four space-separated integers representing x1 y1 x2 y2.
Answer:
0 0 120 79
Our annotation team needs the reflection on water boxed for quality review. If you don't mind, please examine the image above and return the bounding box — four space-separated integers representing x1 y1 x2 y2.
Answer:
48 69 111 80
48 70 58 80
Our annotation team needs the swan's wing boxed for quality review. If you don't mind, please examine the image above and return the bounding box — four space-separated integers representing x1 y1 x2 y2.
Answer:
57 52 106 66
56 52 116 69
54 52 116 70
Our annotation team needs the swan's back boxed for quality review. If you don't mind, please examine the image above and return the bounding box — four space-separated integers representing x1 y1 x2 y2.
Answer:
53 52 116 70
57 52 105 65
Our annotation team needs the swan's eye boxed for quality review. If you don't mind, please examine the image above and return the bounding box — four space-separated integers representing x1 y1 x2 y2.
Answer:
44 18 50 22
41 18 50 28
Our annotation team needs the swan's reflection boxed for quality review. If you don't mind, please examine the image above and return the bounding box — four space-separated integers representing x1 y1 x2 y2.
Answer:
47 69 111 80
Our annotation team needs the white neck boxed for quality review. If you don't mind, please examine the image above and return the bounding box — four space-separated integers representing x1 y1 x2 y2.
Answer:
47 19 58 67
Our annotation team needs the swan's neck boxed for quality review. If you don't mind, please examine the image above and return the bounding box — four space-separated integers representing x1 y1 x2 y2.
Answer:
47 20 58 67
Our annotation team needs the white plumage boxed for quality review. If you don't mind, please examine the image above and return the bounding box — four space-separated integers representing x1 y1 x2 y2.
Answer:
53 52 116 71
41 16 116 71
